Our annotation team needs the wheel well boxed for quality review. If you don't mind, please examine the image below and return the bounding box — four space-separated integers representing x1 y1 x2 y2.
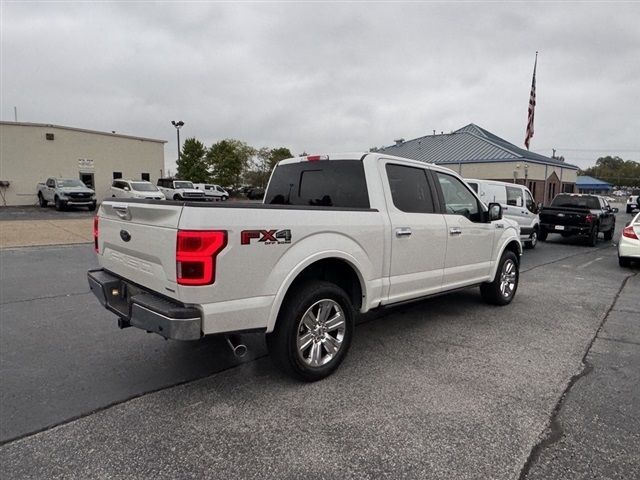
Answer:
504 241 521 264
285 258 364 311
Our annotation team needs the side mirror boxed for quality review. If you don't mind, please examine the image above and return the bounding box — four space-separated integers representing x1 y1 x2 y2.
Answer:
488 202 502 221
611 207 619 213
537 202 543 211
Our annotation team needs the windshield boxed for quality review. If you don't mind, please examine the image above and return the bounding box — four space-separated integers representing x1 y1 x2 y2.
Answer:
551 194 600 209
58 180 86 188
174 181 194 189
131 182 158 192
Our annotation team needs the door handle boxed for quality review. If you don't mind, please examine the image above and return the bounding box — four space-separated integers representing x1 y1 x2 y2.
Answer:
449 227 462 236
395 227 412 238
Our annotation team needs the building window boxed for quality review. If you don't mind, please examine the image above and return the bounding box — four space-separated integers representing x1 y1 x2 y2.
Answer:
45 133 54 141
141 173 150 181
113 172 122 179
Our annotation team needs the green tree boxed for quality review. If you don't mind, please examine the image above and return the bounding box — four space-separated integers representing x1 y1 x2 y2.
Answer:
206 139 255 187
176 138 209 182
245 146 293 188
579 156 640 187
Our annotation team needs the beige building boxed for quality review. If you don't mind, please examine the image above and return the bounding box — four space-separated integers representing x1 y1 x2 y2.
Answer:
380 123 579 205
0 121 166 206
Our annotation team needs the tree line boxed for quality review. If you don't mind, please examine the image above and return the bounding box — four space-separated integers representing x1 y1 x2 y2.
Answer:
578 156 640 187
175 138 293 188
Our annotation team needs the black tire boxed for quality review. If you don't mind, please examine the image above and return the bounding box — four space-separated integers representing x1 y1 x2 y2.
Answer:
222 196 228 201
266 280 354 382
587 224 598 247
627 206 633 214
38 193 48 208
604 222 614 241
54 196 65 211
524 229 538 249
538 228 548 242
618 256 631 268
480 250 519 306
173 194 182 201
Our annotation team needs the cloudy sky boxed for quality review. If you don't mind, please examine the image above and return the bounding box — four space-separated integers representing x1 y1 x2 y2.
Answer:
2 1 639 172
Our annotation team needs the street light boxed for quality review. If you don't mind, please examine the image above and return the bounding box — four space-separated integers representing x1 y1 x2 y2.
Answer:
171 120 185 162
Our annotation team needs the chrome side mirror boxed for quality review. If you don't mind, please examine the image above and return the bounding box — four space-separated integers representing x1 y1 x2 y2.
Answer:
488 202 502 221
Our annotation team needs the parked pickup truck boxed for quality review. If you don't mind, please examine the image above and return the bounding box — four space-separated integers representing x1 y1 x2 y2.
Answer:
88 153 522 381
539 193 617 246
37 178 96 211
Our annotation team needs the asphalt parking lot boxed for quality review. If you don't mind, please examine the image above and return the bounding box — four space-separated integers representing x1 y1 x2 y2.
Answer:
0 209 638 479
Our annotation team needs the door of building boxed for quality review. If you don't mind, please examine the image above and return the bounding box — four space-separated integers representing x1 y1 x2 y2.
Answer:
80 173 94 189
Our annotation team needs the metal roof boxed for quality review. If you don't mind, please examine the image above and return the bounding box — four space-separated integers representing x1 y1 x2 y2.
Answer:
379 123 579 170
0 121 167 144
576 175 612 187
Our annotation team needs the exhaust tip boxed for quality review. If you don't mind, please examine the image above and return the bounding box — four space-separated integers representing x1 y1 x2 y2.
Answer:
226 335 248 358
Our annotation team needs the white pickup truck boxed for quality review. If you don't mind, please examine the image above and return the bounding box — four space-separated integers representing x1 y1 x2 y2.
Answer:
88 153 521 381
38 178 96 211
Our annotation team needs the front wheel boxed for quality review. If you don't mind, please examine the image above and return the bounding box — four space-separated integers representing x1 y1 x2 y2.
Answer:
525 230 538 249
173 194 182 201
222 195 228 201
54 196 65 211
38 193 48 208
88 202 96 212
480 250 519 306
267 280 354 382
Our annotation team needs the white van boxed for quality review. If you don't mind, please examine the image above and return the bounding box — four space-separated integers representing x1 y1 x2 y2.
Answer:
466 179 540 249
193 183 229 201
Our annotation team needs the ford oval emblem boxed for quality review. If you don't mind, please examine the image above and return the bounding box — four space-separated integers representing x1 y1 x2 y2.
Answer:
120 230 131 242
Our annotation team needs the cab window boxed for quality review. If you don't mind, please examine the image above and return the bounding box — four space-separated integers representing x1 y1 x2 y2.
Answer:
435 172 481 222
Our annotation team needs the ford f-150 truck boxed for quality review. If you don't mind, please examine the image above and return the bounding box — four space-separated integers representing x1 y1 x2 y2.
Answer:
38 178 96 211
539 193 617 246
88 153 522 381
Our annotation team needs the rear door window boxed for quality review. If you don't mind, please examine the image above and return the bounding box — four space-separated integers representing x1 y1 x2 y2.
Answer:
265 160 370 208
385 164 435 213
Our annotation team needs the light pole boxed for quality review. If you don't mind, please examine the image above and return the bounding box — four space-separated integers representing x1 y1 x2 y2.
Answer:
171 120 184 162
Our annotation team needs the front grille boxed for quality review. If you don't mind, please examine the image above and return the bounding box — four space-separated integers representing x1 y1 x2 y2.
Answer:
69 193 91 199
183 192 204 198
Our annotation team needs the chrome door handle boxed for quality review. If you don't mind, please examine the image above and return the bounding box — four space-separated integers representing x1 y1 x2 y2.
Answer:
449 227 462 236
395 227 412 237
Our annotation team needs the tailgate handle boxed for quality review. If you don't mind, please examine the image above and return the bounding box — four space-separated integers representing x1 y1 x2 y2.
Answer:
113 205 131 220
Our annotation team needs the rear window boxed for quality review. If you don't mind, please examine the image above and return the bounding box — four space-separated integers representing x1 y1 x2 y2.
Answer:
265 160 370 208
552 194 600 209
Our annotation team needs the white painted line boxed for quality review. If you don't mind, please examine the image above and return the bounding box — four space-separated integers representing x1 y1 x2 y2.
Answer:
578 257 603 269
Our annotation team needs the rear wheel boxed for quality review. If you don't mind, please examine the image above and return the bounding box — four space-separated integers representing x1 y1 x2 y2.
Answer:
267 280 354 382
38 193 48 208
538 228 548 242
618 256 631 268
604 220 615 241
587 224 598 247
480 250 519 306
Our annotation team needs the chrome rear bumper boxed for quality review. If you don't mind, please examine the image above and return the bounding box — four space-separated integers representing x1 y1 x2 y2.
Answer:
87 269 202 340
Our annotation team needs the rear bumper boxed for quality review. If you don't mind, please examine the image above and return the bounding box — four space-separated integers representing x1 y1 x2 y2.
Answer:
88 269 202 340
540 223 592 236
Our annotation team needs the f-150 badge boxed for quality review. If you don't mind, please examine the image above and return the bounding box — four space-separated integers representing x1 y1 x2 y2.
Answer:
241 229 292 245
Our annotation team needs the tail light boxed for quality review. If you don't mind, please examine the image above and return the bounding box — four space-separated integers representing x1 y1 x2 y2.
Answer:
622 225 638 240
176 230 227 286
585 214 594 223
93 216 99 253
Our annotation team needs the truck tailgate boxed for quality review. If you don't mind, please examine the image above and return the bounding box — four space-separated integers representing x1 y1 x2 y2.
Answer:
98 201 183 297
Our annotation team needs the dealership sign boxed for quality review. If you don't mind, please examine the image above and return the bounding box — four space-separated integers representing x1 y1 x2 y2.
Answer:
78 158 94 170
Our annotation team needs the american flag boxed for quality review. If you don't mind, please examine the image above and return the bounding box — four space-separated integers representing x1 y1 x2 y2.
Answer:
525 52 538 150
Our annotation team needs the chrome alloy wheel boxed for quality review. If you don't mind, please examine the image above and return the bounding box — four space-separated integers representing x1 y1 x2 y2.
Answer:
499 259 517 298
529 231 538 247
296 299 346 367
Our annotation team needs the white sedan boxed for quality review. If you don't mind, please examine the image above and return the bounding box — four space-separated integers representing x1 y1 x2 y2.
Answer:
618 212 640 267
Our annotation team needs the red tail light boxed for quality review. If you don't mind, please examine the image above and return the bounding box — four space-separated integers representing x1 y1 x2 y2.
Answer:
585 214 594 223
622 225 638 240
93 216 99 253
176 230 227 286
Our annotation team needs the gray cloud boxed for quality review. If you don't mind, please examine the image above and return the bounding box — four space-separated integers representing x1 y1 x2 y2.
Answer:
2 1 639 171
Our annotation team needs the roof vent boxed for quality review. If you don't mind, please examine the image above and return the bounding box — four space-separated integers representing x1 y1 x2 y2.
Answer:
394 138 405 146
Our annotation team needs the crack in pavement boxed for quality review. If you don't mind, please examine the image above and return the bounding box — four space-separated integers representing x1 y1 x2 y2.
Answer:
517 271 638 480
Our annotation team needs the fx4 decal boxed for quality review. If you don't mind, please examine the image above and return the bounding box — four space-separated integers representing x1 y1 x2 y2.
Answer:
241 229 292 245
